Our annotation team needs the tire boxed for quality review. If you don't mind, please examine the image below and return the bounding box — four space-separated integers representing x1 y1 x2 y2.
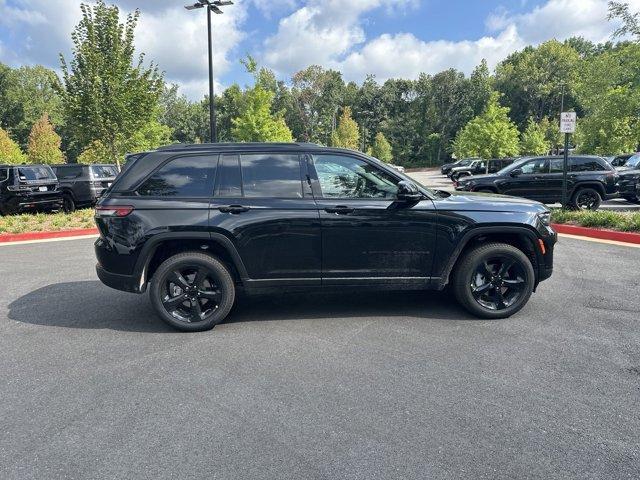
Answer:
452 242 535 319
622 195 640 204
62 194 76 213
570 187 601 210
149 252 236 332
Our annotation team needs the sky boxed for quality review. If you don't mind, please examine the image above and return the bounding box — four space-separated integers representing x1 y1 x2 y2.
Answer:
1 0 639 99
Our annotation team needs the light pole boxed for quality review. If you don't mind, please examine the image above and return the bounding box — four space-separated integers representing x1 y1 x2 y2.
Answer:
185 0 233 143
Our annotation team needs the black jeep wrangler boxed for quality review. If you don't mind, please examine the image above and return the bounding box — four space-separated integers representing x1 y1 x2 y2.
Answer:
95 143 556 331
455 155 618 210
0 164 62 215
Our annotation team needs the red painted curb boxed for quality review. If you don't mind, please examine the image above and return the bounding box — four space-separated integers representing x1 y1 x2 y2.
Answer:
0 228 98 243
552 223 640 245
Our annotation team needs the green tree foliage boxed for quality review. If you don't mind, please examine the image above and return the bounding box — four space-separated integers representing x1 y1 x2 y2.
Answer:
608 1 640 40
0 127 26 164
520 118 549 155
27 113 65 164
159 84 208 144
77 140 109 165
231 86 293 142
331 107 360 150
370 132 393 163
59 1 163 165
495 40 581 128
453 92 520 159
0 65 63 149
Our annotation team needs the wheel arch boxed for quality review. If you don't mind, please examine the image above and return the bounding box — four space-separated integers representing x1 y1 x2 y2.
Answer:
437 226 543 290
571 182 605 197
134 232 249 292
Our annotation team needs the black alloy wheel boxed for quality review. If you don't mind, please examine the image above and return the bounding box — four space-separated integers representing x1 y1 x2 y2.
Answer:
150 252 235 331
469 256 527 310
572 188 601 210
452 242 535 319
62 194 76 213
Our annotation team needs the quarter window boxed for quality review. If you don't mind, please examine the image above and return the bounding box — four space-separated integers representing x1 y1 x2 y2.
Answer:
570 157 610 172
138 156 215 197
312 154 399 199
240 154 302 198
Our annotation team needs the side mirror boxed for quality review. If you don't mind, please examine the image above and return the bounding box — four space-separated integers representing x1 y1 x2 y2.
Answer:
510 168 523 177
396 180 422 202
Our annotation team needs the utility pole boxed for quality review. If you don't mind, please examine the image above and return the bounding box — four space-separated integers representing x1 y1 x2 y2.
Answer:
185 0 233 143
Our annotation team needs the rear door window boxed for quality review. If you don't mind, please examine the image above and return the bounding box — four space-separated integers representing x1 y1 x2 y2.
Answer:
54 165 84 179
240 154 303 198
138 155 216 197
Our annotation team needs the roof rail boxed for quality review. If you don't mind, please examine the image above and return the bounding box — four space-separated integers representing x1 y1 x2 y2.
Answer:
156 142 321 151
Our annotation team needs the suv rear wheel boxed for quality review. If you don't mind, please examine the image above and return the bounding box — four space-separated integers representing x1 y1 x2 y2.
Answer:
571 187 601 210
452 243 535 319
62 193 76 213
149 252 235 332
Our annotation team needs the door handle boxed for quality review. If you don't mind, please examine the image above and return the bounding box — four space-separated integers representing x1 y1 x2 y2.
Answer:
325 205 354 214
218 205 250 214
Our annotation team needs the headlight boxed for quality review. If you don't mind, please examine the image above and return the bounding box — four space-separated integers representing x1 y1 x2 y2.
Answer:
537 211 551 226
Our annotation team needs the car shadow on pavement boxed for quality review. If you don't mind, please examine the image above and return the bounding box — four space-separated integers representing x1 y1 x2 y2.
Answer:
7 281 474 333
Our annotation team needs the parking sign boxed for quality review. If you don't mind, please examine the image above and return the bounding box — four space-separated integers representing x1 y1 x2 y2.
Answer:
560 112 576 133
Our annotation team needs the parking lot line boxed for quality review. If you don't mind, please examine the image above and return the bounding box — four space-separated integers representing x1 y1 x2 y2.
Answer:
558 232 640 248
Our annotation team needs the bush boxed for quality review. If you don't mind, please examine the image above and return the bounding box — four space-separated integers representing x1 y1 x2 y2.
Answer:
0 127 26 164
551 209 640 232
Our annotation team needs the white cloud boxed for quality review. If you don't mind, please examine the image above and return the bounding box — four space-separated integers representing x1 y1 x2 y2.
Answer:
262 0 640 83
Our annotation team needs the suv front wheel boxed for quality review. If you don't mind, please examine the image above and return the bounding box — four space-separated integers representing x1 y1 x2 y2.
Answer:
571 187 602 210
149 252 236 331
452 243 535 319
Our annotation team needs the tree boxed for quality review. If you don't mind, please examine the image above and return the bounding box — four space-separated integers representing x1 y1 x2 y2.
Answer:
608 1 640 41
0 127 26 164
232 86 293 142
27 113 64 164
370 132 393 163
159 84 208 144
59 1 164 166
453 92 520 159
331 107 359 149
520 119 548 155
0 65 64 149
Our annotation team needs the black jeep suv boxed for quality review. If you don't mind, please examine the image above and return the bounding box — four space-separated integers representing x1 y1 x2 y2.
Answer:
52 163 119 212
617 153 640 203
0 164 62 215
449 158 516 181
455 155 618 210
94 143 556 331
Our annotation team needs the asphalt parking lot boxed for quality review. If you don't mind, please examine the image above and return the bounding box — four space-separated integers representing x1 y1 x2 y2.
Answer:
409 170 640 211
1 236 639 479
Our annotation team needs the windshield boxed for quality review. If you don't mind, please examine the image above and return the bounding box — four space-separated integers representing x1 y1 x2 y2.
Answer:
91 165 119 178
626 154 640 168
17 166 55 182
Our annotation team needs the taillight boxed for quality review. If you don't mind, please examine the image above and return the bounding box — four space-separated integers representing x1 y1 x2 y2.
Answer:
95 206 134 217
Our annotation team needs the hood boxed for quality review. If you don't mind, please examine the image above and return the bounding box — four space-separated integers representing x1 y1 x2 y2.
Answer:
457 173 498 183
433 190 547 213
617 167 640 177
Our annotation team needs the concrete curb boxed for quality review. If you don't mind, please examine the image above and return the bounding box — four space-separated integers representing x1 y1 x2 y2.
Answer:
552 223 640 245
0 228 98 243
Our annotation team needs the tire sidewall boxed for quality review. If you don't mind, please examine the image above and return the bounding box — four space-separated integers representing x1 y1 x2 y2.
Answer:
571 187 601 210
149 253 235 332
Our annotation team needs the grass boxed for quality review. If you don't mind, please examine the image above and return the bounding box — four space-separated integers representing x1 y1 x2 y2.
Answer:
551 209 640 233
0 209 95 235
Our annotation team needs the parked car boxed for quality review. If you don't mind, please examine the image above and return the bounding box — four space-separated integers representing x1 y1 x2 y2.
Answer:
606 154 634 168
52 163 119 212
0 164 62 215
94 142 556 331
616 153 640 203
450 158 517 181
454 155 618 210
440 158 479 175
388 164 406 173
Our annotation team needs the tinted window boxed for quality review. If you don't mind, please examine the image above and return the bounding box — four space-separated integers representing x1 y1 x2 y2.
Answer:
549 158 565 173
54 165 84 179
312 154 399 199
138 156 214 197
521 158 548 174
17 166 55 181
216 154 242 197
91 165 118 178
0 168 8 182
570 157 611 172
240 154 302 198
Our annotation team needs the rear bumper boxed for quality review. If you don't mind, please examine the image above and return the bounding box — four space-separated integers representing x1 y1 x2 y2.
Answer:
16 196 63 212
96 264 141 293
